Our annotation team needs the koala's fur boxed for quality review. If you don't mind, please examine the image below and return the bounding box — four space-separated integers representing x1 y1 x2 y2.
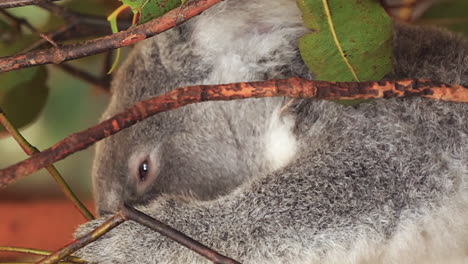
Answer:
92 0 310 213
79 0 468 263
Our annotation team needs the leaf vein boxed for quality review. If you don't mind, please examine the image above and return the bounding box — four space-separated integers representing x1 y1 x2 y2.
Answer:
321 0 360 81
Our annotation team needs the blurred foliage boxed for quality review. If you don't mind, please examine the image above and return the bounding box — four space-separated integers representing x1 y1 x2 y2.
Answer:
0 1 116 198
0 22 48 135
420 0 468 36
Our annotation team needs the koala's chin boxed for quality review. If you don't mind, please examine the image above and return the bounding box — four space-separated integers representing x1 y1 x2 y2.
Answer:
78 0 468 263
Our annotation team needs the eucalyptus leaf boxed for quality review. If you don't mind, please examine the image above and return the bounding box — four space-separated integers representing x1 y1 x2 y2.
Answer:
0 31 49 135
0 67 49 136
119 0 185 24
107 0 186 72
297 0 393 82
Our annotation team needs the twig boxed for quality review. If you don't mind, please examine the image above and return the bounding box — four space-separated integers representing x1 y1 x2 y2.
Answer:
122 205 241 264
36 213 126 264
0 9 35 33
0 0 222 73
0 0 61 9
0 262 74 264
36 0 77 21
0 9 57 47
55 63 110 91
100 51 113 91
0 108 94 220
0 78 466 187
0 246 86 263
22 4 132 52
0 246 51 257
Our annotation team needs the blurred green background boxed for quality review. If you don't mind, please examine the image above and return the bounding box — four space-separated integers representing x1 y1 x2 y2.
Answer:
0 0 120 200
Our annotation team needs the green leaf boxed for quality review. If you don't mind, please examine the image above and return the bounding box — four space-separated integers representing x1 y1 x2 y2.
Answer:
120 0 185 24
0 67 49 135
107 0 185 72
0 29 49 135
297 0 393 82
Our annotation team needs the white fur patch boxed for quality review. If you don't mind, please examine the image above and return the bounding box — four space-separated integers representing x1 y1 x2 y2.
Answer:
190 0 306 84
264 108 298 171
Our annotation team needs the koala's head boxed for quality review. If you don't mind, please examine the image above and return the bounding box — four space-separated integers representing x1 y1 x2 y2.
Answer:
90 0 309 215
92 101 264 215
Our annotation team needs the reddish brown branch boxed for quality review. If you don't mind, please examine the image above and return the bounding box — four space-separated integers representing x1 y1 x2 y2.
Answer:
0 0 222 73
122 204 241 264
36 212 125 264
0 78 466 188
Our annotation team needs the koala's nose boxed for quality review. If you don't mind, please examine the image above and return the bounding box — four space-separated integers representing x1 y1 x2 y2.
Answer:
97 201 123 216
96 191 124 216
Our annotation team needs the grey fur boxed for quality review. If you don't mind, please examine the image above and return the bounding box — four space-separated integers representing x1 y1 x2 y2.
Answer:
80 0 468 263
92 0 310 213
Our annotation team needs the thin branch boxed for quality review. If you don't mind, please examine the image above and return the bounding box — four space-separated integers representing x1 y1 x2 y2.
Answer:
0 246 86 263
0 246 51 256
122 204 241 264
36 0 77 21
0 0 61 9
0 108 94 220
0 0 223 73
22 6 132 52
100 51 113 90
55 63 110 92
0 9 36 33
0 78 466 187
0 262 74 264
0 9 57 47
36 213 126 264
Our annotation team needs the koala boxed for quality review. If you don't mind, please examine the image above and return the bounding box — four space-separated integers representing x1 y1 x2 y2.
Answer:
78 0 468 263
92 0 310 213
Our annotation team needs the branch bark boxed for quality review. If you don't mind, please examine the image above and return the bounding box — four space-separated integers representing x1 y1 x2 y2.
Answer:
0 0 61 9
0 0 222 73
122 205 241 264
36 213 125 264
0 78 466 188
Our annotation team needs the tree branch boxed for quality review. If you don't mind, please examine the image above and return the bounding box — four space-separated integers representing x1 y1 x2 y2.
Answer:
0 0 61 9
0 78 466 188
0 0 223 73
56 63 110 92
34 205 241 264
0 246 86 263
0 107 94 220
36 213 125 264
122 205 241 264
0 9 58 47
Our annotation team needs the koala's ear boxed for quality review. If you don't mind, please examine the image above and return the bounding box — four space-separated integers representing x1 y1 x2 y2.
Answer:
127 146 162 196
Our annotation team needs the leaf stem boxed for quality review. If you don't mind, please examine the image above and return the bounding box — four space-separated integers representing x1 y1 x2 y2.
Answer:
321 0 360 81
0 108 94 220
0 246 87 263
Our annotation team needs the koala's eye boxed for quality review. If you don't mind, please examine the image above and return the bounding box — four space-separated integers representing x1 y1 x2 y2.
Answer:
130 150 160 195
138 160 149 181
